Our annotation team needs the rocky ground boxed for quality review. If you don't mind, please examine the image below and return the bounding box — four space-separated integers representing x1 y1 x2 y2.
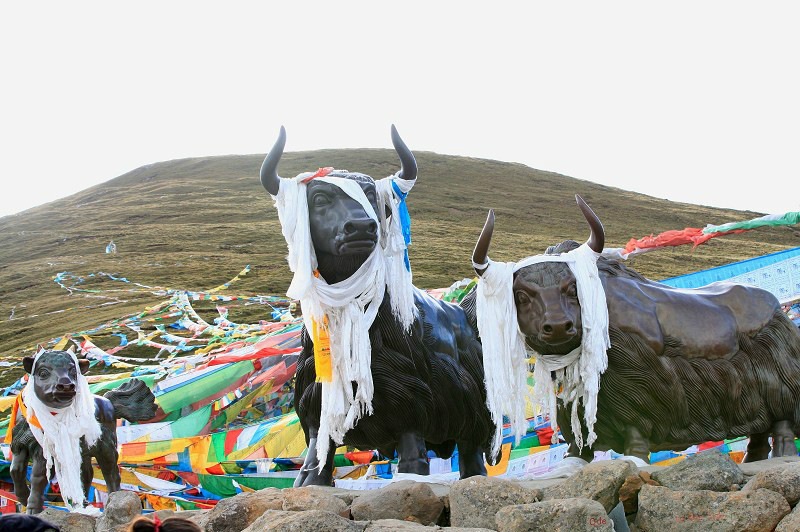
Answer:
33 451 800 532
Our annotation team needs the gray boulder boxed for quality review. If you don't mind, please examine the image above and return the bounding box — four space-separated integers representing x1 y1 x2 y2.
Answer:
350 480 444 525
364 520 430 531
37 508 97 532
204 488 285 532
495 498 613 532
449 475 541 529
777 504 800 532
96 490 142 532
650 450 745 491
242 509 366 532
636 484 790 532
743 462 800 506
282 486 348 514
543 459 637 513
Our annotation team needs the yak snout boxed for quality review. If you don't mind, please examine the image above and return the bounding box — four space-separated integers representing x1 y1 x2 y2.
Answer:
540 317 577 343
338 217 378 254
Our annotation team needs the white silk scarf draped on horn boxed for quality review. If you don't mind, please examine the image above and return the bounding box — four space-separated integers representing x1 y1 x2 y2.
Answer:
272 171 416 470
22 350 102 513
474 243 610 458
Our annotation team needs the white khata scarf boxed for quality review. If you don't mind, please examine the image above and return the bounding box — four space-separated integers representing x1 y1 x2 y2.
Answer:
474 243 610 458
272 168 416 470
22 349 102 513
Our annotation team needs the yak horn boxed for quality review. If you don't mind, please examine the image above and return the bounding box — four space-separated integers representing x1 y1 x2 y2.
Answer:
472 209 495 276
390 125 417 181
260 126 286 196
576 194 604 253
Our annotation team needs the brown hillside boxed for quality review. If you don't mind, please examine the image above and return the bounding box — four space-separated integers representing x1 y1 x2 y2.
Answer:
1 150 798 358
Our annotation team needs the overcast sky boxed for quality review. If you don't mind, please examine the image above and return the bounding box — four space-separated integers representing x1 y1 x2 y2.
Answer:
1 1 797 219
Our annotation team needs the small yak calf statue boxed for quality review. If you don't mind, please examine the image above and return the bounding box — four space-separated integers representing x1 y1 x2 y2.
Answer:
10 350 157 513
469 197 800 463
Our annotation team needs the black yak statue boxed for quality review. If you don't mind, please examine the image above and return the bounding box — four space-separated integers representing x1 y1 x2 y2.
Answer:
260 126 493 486
469 196 800 463
10 350 157 513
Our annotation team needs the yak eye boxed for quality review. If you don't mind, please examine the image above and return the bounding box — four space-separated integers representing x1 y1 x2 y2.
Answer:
312 193 332 207
365 191 376 202
515 291 531 306
565 284 577 297
37 369 50 379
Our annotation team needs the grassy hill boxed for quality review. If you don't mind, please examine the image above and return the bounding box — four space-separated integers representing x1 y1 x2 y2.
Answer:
1 149 798 362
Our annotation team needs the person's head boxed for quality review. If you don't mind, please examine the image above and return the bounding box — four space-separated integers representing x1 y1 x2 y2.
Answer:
0 514 59 532
127 515 202 532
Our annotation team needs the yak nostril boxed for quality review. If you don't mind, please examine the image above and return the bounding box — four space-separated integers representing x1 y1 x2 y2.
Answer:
565 321 574 332
542 324 553 334
344 220 377 235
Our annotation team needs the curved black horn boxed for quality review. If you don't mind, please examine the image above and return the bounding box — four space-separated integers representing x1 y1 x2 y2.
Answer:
472 209 495 276
390 124 417 181
575 195 605 253
260 126 286 195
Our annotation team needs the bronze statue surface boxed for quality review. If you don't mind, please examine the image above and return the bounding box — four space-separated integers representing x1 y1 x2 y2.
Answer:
260 126 493 486
471 197 800 462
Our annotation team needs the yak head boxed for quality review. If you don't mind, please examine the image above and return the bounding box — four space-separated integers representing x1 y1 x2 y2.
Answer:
23 350 90 409
260 125 417 284
472 196 605 355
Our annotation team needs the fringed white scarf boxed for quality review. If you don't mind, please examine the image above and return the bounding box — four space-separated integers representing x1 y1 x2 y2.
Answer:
22 349 102 514
474 243 610 458
272 170 416 470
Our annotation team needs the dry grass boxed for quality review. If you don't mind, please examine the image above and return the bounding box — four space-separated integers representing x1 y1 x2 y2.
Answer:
1 149 798 363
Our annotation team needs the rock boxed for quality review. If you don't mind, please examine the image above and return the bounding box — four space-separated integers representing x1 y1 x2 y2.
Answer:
350 480 445 525
37 508 98 532
495 498 613 532
636 484 790 532
739 455 800 477
364 519 430 531
309 485 362 505
777 504 800 532
141 510 176 521
743 462 800 505
282 486 348 514
649 450 745 492
543 459 637 513
204 488 285 532
441 529 499 532
618 472 659 515
96 490 142 532
242 509 365 532
449 475 540 529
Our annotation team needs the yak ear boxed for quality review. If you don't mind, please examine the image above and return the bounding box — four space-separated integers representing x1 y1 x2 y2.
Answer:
78 359 90 375
23 356 35 375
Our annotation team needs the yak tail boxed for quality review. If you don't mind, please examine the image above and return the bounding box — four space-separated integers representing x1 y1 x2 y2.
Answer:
105 379 158 422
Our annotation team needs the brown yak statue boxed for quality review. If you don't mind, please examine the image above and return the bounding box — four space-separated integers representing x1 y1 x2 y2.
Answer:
466 196 800 462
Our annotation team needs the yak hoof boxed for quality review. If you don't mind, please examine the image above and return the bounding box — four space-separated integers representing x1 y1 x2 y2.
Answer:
744 431 771 462
771 420 797 457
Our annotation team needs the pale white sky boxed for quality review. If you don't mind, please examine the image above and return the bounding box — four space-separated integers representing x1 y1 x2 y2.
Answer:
1 1 798 218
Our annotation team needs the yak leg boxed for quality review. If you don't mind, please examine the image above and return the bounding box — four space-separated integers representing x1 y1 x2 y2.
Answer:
457 440 487 479
770 420 797 458
397 432 429 475
294 427 335 487
10 446 30 507
623 425 651 461
95 439 121 494
744 431 771 462
26 447 47 514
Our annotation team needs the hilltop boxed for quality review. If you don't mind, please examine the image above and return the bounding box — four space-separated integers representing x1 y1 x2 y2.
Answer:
1 149 798 356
